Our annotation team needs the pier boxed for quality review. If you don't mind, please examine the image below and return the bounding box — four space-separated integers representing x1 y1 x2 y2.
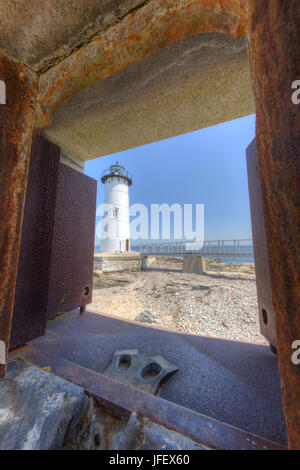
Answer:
133 239 253 258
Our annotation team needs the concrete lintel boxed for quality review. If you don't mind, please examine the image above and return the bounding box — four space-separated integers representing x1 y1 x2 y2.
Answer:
60 151 85 173
35 0 248 129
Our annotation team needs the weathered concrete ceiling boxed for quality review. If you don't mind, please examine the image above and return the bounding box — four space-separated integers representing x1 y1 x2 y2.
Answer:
0 0 252 161
42 32 255 161
0 0 146 72
34 0 248 128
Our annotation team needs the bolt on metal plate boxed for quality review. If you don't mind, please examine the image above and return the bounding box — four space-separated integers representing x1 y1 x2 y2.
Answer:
103 349 178 394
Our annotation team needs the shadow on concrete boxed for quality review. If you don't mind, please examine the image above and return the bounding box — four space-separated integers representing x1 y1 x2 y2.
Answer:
30 309 287 446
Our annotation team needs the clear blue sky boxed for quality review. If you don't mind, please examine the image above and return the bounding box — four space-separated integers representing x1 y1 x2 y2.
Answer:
85 114 256 244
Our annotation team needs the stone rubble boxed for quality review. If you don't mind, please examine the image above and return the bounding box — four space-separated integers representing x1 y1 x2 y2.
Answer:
91 257 267 345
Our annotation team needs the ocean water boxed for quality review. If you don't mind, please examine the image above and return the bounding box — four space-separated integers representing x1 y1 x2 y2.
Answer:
202 245 254 264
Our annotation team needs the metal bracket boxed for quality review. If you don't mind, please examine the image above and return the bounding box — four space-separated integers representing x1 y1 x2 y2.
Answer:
103 349 178 394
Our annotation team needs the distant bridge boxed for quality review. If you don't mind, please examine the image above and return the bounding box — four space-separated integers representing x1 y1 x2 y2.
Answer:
132 239 253 258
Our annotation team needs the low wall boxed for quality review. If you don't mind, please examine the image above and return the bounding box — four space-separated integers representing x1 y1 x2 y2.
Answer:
94 253 155 273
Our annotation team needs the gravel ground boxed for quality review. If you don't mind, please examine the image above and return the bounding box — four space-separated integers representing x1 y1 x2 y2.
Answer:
91 257 267 345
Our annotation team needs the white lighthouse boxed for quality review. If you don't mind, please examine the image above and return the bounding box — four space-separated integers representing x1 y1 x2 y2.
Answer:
100 162 132 253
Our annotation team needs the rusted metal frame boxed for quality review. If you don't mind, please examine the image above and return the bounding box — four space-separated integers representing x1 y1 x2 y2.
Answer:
9 132 61 349
248 0 300 449
0 52 38 377
46 164 97 318
8 135 96 344
18 345 286 450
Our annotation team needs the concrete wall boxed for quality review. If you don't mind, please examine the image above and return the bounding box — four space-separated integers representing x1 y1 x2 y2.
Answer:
183 256 206 275
94 254 155 273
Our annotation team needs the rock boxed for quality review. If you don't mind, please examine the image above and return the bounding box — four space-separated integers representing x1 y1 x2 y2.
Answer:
166 282 191 292
135 311 158 324
109 412 208 450
191 285 211 291
166 286 179 293
0 360 96 450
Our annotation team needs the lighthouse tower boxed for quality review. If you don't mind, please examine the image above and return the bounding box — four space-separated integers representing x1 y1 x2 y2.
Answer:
100 162 132 253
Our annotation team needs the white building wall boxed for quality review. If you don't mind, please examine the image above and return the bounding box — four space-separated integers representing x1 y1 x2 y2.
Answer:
101 176 130 253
